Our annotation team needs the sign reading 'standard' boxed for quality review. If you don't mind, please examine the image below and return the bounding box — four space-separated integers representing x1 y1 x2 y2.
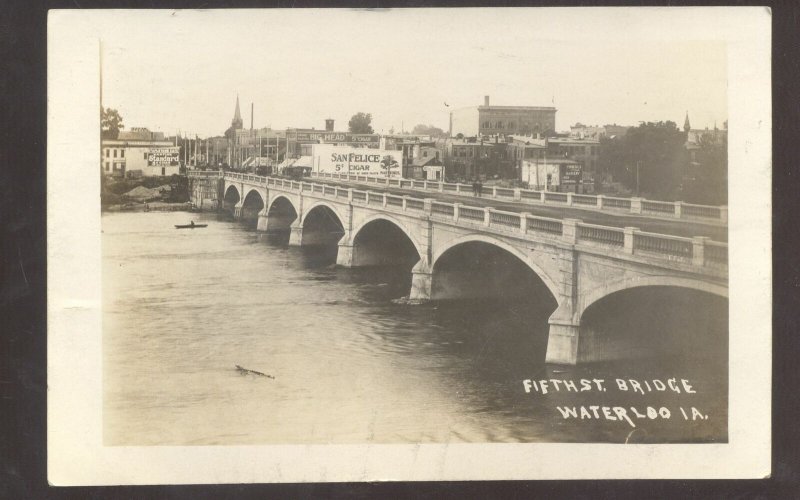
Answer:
312 144 402 177
147 147 180 166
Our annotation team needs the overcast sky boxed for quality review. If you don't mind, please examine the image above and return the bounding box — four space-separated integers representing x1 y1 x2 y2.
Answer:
97 8 728 138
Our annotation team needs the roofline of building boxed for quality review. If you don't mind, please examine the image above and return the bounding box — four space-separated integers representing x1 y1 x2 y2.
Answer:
450 105 557 112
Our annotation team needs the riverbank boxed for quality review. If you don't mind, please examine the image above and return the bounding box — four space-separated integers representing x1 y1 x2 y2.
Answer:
103 201 194 212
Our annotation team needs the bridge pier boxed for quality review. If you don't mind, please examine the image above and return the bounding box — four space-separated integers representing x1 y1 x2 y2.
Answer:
289 222 304 246
545 320 582 365
336 240 354 267
256 209 269 231
409 260 433 300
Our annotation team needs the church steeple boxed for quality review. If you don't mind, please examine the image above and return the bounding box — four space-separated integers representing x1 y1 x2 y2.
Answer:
683 111 691 133
232 95 243 129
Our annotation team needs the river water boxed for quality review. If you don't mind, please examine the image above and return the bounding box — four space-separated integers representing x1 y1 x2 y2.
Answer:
103 211 728 445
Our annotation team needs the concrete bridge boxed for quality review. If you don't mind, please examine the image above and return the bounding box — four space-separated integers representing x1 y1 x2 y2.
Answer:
189 170 728 365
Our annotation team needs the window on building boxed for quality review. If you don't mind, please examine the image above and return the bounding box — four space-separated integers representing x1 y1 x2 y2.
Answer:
113 149 117 158
105 149 110 158
496 121 503 129
105 162 110 171
121 149 125 158
483 121 491 129
508 122 515 129
144 152 148 160
161 167 166 176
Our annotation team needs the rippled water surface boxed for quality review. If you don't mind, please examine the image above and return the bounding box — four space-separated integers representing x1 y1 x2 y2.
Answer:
103 211 727 445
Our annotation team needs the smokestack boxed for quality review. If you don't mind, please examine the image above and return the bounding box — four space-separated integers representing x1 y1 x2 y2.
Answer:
484 95 490 106
325 118 334 131
250 103 254 131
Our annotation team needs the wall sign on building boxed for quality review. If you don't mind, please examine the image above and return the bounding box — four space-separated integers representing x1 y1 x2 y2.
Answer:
561 164 583 183
147 147 180 167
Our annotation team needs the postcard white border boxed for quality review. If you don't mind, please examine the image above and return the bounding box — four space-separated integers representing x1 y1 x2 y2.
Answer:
47 7 771 484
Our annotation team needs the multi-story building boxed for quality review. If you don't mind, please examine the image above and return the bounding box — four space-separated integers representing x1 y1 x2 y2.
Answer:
101 128 178 177
569 123 631 140
449 96 557 138
380 134 437 178
442 136 513 181
507 134 599 192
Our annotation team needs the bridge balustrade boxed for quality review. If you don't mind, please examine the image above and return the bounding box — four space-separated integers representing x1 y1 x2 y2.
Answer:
602 196 631 209
633 231 694 260
704 241 728 267
544 192 569 203
458 206 485 222
577 223 625 246
489 209 520 228
683 203 721 219
525 215 563 236
386 195 404 207
301 171 727 222
431 201 455 217
572 194 597 206
642 200 676 214
405 198 425 211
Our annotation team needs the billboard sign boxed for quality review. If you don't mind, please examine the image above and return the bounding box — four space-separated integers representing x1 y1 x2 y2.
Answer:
147 147 180 167
312 144 403 177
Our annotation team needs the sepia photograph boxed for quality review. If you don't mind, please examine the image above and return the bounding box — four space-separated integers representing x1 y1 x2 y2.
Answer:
47 7 771 483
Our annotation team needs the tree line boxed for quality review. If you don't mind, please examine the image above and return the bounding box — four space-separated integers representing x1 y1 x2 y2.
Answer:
598 121 727 205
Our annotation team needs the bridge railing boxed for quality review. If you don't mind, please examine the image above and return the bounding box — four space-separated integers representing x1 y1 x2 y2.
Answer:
307 171 727 223
223 172 727 272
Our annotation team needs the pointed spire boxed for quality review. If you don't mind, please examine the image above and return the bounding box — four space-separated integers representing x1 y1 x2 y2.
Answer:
683 111 691 132
232 94 243 129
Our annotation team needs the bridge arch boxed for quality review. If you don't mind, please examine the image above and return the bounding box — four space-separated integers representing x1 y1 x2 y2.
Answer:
223 184 241 212
242 186 264 206
346 214 423 268
264 194 299 232
431 233 560 300
297 201 346 247
240 188 265 221
349 214 426 260
267 193 298 213
577 275 728 321
300 201 347 229
574 275 729 362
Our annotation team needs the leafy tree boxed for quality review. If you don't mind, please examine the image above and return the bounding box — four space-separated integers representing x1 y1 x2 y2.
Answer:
348 112 374 134
683 133 727 205
601 121 686 200
101 107 124 139
411 124 446 138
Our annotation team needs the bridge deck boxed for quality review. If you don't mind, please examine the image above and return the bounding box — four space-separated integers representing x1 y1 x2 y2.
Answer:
301 177 728 242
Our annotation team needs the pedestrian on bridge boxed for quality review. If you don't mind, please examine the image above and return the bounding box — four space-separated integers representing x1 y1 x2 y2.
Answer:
472 179 479 197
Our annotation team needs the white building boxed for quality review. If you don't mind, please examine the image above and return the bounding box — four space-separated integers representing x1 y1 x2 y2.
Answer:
101 128 179 177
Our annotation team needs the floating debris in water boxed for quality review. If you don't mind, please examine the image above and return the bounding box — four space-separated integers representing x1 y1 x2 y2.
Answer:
391 296 429 305
235 364 275 379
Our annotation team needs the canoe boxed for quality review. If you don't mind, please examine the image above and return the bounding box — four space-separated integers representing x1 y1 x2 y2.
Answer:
174 224 208 229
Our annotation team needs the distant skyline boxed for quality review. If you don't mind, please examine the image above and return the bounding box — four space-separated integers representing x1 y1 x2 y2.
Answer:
97 9 728 138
